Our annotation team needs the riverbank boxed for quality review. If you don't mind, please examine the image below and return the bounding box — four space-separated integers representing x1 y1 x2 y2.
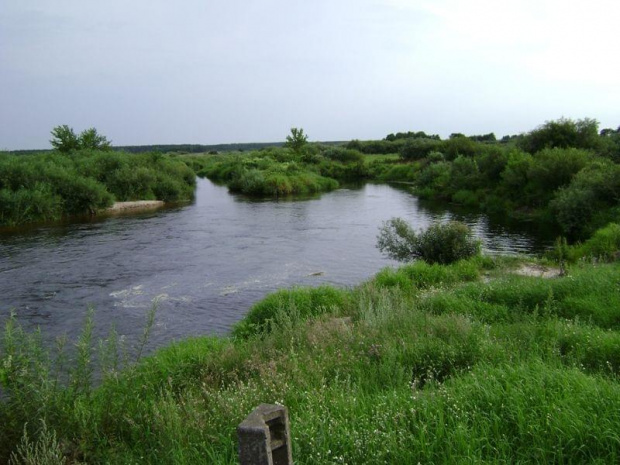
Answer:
0 150 195 227
104 200 165 213
2 255 619 463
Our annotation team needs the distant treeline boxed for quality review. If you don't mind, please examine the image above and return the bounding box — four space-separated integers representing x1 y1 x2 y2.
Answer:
7 143 283 156
8 141 348 156
114 142 285 154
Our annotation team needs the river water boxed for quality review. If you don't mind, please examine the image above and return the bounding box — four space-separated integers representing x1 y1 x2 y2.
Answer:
0 178 554 351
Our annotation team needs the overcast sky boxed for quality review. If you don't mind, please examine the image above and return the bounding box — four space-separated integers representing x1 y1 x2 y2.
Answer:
2 0 619 150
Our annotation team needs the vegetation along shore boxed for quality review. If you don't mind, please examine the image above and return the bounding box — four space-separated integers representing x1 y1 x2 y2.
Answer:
1 118 620 463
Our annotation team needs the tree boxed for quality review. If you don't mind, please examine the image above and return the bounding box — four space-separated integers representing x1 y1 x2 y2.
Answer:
50 125 79 152
285 128 308 153
50 125 112 153
519 117 600 153
78 128 111 150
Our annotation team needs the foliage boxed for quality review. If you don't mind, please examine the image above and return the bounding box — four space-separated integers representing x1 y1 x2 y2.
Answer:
77 128 111 151
377 218 481 264
526 147 591 205
573 223 620 261
549 160 620 236
0 150 195 226
440 135 480 160
385 130 441 141
197 151 342 197
519 117 600 153
321 147 364 163
49 125 79 153
414 161 452 199
399 138 442 161
50 125 111 153
346 139 404 155
284 128 308 154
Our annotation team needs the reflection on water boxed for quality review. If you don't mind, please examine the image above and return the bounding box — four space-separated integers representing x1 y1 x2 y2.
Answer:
0 178 555 351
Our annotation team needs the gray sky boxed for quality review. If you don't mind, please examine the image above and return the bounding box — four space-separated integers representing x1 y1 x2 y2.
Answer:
2 0 619 150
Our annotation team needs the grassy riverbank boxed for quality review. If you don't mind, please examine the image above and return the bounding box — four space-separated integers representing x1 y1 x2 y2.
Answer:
0 150 195 227
2 253 620 463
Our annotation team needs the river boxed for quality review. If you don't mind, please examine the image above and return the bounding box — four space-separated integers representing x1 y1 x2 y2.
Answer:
0 178 554 352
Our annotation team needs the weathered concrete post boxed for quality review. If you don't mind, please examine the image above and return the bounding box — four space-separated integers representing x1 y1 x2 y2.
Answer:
238 404 293 465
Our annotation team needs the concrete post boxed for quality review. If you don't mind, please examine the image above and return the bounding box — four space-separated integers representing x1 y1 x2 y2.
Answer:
238 404 293 465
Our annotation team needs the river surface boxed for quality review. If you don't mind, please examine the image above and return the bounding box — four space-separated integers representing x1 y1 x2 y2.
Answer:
0 178 554 351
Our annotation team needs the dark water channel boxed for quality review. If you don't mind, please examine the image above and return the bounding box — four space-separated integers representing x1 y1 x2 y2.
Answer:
0 178 554 352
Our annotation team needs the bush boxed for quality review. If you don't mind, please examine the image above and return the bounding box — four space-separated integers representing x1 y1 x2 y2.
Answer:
448 155 482 192
519 117 601 154
399 138 442 161
440 136 480 160
415 162 451 198
377 218 481 264
527 147 592 201
322 147 364 163
575 223 620 261
53 176 113 215
0 151 195 226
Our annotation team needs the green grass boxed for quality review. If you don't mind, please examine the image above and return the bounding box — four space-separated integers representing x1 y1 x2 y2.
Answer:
2 258 620 463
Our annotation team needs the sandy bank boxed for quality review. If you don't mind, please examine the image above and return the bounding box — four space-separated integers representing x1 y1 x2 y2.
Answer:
104 200 165 213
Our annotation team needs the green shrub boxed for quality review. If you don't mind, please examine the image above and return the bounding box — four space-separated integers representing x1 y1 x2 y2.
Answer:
319 160 368 180
449 155 482 192
322 147 364 163
53 176 113 214
550 160 620 236
499 150 534 201
399 138 442 161
375 164 417 182
377 218 481 264
415 161 451 197
526 147 592 205
440 136 480 160
152 175 187 202
0 150 195 226
575 223 620 261
452 189 479 207
549 186 598 236
0 186 63 226
416 222 482 264
519 117 601 153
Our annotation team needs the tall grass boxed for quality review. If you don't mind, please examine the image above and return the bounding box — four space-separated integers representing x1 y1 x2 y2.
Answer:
2 258 620 463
